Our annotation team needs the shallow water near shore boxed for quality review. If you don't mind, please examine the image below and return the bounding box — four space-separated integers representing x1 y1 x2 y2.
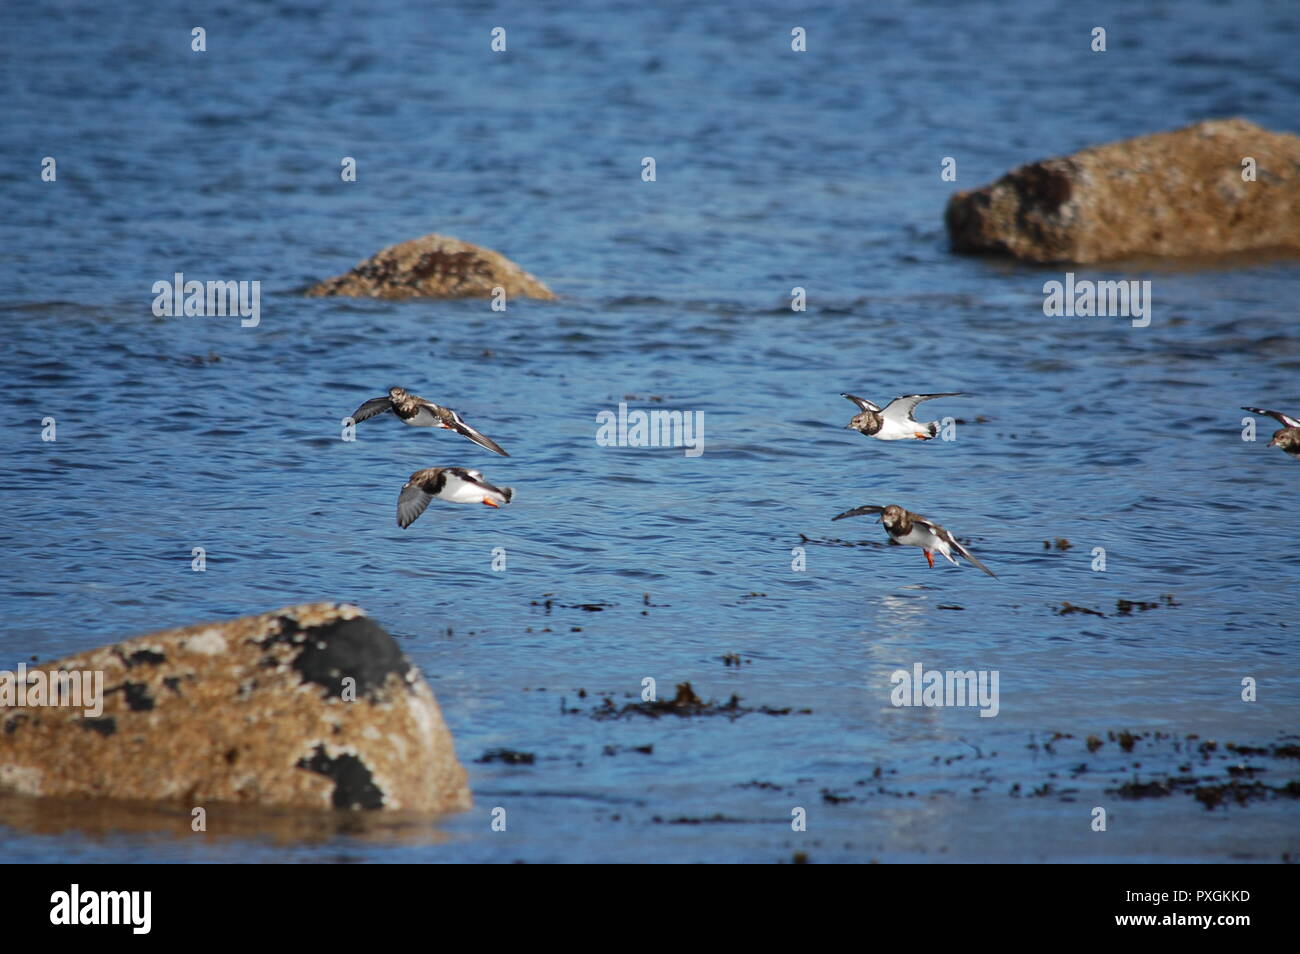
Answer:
1 0 1299 862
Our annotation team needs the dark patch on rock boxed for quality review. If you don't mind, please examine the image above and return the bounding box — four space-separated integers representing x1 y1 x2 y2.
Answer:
1018 160 1075 211
406 249 490 286
124 649 166 667
296 745 384 810
118 682 155 712
259 615 410 702
83 717 116 736
4 714 28 735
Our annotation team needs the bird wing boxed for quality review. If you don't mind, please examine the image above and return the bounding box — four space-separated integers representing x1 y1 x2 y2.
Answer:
920 518 997 578
841 393 881 413
396 482 434 529
832 504 886 521
1243 406 1300 429
880 393 962 424
350 396 393 423
443 408 510 457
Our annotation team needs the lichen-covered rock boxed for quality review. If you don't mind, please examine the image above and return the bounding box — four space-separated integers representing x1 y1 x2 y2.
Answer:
945 119 1300 263
0 603 470 814
306 232 556 300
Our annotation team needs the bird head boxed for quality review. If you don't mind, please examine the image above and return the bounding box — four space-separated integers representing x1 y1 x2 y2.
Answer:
846 411 875 433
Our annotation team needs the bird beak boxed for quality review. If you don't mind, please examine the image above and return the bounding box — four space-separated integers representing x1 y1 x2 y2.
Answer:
1268 437 1280 447
843 423 855 430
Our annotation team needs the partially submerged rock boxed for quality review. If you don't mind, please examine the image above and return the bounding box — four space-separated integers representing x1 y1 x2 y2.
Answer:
0 603 470 814
306 232 556 300
945 119 1300 263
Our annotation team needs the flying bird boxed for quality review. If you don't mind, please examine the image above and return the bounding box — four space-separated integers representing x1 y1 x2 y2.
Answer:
351 387 509 457
1242 406 1300 459
396 467 514 529
832 503 996 578
841 392 962 441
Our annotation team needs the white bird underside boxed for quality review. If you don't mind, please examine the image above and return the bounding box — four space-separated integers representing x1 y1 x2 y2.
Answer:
401 405 442 426
874 416 934 440
396 468 513 528
439 472 502 503
895 524 957 564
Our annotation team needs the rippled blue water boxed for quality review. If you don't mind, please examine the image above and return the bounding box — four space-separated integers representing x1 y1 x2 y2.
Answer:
2 0 1298 862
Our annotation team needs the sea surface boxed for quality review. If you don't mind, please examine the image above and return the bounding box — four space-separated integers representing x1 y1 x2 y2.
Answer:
1 0 1298 863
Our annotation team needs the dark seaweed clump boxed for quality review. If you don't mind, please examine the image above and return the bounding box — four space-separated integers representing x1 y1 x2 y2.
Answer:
576 682 811 721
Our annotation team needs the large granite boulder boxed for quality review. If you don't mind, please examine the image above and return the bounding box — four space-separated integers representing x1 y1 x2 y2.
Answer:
0 603 470 814
945 119 1300 263
306 232 556 300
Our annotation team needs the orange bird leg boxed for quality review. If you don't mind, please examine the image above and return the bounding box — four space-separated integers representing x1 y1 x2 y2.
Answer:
924 550 935 569
481 498 500 508
914 432 930 440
